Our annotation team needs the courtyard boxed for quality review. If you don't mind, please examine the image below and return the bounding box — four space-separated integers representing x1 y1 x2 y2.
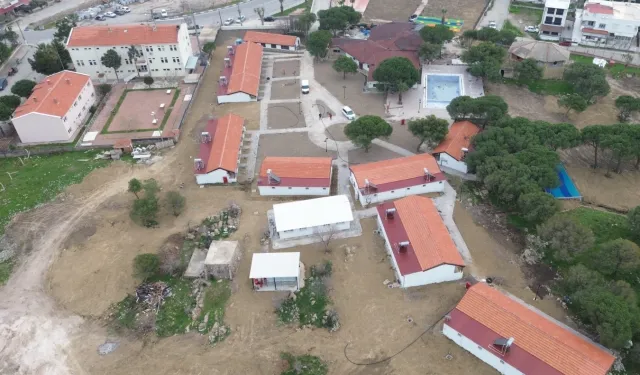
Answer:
270 79 301 100
267 103 306 129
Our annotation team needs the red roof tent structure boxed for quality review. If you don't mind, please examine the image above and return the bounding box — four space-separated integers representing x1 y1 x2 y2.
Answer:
257 157 333 187
377 196 464 275
218 42 263 97
195 114 245 175
446 283 616 375
432 121 480 161
331 22 422 80
350 153 445 194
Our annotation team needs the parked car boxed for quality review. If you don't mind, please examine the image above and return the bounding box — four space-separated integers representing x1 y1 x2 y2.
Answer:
236 15 245 23
341 106 356 120
409 14 418 22
160 9 168 17
104 11 116 18
301 80 309 94
0 78 8 91
95 14 106 21
559 40 572 46
7 67 17 76
524 25 539 33
224 18 234 25
114 9 126 15
264 16 275 22
119 6 130 12
488 21 497 29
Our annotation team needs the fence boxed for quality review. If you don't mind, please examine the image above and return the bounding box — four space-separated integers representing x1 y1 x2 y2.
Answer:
0 145 75 158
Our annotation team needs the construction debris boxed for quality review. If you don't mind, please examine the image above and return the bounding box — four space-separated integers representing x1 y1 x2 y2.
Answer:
94 149 123 160
97 341 119 355
135 282 171 311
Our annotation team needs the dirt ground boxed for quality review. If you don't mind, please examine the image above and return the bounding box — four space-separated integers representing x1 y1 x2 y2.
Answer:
271 79 301 100
387 121 422 153
349 143 403 164
363 0 422 21
108 89 174 132
273 60 301 79
255 133 336 179
421 0 486 31
267 103 306 129
325 123 349 142
314 61 387 117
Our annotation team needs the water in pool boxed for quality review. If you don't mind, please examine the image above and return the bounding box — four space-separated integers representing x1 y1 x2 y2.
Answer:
426 74 461 104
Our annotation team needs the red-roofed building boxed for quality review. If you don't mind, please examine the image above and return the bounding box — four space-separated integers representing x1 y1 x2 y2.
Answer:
66 23 194 81
217 42 263 104
432 121 480 174
12 71 95 144
376 196 464 287
243 31 300 51
331 22 422 89
444 282 615 375
194 114 245 184
257 157 333 196
349 153 445 206
0 0 29 15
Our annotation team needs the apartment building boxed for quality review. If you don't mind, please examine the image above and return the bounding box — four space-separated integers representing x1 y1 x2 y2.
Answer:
539 0 570 41
573 0 640 50
66 23 194 81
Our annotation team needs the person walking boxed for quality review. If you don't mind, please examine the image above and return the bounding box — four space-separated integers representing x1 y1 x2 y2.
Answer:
328 112 332 120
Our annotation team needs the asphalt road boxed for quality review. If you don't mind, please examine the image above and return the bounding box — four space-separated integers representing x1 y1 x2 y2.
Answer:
476 0 511 30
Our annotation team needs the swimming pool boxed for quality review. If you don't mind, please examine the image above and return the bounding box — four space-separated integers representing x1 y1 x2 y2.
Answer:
545 164 582 200
426 74 462 107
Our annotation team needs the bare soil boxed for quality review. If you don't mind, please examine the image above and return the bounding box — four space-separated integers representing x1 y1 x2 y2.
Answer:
271 79 301 100
387 121 421 153
421 0 487 31
314 61 387 117
363 0 422 21
267 103 306 129
348 143 403 164
273 60 301 79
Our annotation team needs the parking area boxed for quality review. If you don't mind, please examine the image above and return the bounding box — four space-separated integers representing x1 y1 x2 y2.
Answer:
270 79 300 100
267 102 305 129
272 60 300 78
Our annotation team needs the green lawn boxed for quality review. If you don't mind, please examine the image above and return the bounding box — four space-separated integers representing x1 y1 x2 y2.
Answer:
155 276 195 337
560 207 631 245
195 281 231 336
0 151 109 236
0 259 14 286
502 20 524 37
508 5 543 20
273 2 309 16
570 54 640 78
504 78 574 95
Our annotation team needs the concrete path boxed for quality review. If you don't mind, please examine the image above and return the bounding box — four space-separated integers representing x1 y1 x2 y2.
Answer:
476 0 511 30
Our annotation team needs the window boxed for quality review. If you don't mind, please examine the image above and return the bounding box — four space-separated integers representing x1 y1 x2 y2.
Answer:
457 333 462 337
73 101 77 107
500 360 505 364
82 105 86 111
63 116 67 122
406 188 410 190
422 184 426 187
556 8 564 15
391 190 395 193
323 187 327 190
124 59 130 64
553 17 562 25
545 16 553 24
78 95 82 100
586 20 595 27
271 187 275 189
477 346 483 350
551 32 559 36
91 92 94 97
288 187 292 189
599 23 606 29
546 7 555 13
305 187 309 190
68 127 72 133
76 60 85 66
161 57 168 63
173 57 180 63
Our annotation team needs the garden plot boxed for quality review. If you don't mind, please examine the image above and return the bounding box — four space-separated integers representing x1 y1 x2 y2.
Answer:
270 79 301 100
267 103 306 129
273 60 301 78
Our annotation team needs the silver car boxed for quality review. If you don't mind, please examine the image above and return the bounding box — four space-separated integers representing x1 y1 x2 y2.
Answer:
224 18 234 26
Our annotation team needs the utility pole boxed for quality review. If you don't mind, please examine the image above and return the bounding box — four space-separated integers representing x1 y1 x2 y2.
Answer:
237 3 243 26
218 10 223 26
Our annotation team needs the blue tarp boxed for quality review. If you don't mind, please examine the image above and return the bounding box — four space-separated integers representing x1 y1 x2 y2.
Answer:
545 164 582 200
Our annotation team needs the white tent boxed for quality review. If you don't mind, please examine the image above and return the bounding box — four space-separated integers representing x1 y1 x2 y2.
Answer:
250 252 302 291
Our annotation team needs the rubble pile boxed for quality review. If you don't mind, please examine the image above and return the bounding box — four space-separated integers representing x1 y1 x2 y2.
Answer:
186 203 242 248
135 281 171 311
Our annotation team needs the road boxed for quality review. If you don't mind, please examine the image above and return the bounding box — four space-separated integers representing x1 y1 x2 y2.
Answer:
476 0 511 30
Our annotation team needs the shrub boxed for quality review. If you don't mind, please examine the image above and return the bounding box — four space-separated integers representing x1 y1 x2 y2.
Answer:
143 76 154 88
165 191 186 216
97 83 112 96
133 253 160 280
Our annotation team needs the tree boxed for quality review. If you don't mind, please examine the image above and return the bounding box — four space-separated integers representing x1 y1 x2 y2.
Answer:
165 191 186 216
602 127 634 174
558 94 588 116
407 115 448 152
0 43 10 64
130 194 159 227
143 76 154 88
318 6 360 35
622 52 633 67
419 42 441 64
563 62 610 102
513 58 543 83
10 79 36 98
593 239 640 279
461 42 506 82
332 55 357 79
628 206 640 240
582 125 610 168
446 95 508 127
307 30 332 59
343 115 393 152
561 264 604 295
538 215 594 262
101 49 122 81
254 7 265 25
128 178 142 199
53 15 77 42
0 103 13 121
297 12 317 35
0 95 21 111
372 57 420 104
202 41 216 55
28 42 70 75
3 26 19 46
540 122 581 151
615 95 640 122
133 253 160 280
314 225 338 253
517 191 559 225
419 24 454 45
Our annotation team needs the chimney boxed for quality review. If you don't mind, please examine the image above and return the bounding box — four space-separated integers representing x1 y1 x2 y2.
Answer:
33 97 38 102
385 207 396 219
46 79 51 85
398 241 410 253
65 78 71 85
53 98 59 104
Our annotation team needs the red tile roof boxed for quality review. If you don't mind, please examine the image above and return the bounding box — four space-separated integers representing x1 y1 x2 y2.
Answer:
196 114 244 174
584 3 613 14
581 27 609 35
350 153 442 188
432 121 480 161
451 283 615 375
226 42 263 97
257 157 333 187
377 196 464 275
13 71 91 119
244 31 298 47
67 24 180 47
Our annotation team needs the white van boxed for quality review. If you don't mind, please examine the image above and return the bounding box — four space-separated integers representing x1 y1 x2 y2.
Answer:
160 9 168 17
301 80 310 94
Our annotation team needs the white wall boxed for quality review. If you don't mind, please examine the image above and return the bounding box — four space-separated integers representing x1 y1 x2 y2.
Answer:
443 324 524 375
581 8 640 39
377 214 463 288
258 185 330 196
277 221 351 240
254 42 296 51
13 113 67 143
195 169 238 185
217 91 254 104
350 172 445 206
437 153 469 174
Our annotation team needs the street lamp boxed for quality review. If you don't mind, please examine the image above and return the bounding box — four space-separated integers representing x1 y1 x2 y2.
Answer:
342 85 346 99
324 137 328 152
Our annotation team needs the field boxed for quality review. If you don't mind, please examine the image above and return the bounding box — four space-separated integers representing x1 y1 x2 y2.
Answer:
571 54 640 78
362 0 422 21
421 0 487 31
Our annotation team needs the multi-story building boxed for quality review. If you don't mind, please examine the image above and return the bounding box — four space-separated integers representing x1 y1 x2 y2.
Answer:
66 23 194 81
539 0 570 41
573 0 640 50
12 71 96 144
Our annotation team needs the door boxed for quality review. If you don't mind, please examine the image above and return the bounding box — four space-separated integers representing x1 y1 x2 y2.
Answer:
223 176 229 184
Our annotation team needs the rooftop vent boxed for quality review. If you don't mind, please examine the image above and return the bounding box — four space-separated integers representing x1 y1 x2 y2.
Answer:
385 207 396 219
224 57 231 67
424 167 435 182
493 337 515 356
227 45 234 55
46 79 51 85
364 178 377 190
398 241 410 253
200 131 211 143
266 169 281 184
219 76 227 86
194 158 204 171
65 78 71 84
53 98 59 104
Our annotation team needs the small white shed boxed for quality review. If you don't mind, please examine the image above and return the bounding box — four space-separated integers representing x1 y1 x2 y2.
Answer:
250 252 303 291
205 240 241 280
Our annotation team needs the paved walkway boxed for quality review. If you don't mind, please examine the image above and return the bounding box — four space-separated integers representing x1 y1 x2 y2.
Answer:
476 0 510 30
